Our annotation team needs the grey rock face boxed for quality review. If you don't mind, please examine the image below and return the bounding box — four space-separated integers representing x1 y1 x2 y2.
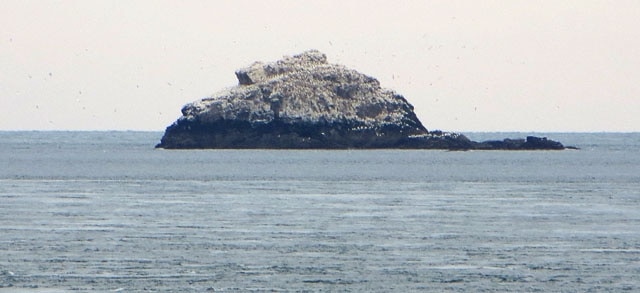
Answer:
157 50 567 150
180 50 424 130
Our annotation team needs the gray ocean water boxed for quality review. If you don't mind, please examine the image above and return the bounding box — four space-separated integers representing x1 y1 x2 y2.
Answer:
1 131 639 292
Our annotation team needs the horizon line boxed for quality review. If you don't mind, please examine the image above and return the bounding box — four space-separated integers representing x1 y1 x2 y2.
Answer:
1 129 638 134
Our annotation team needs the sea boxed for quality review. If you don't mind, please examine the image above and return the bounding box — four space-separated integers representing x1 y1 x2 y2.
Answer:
1 131 639 292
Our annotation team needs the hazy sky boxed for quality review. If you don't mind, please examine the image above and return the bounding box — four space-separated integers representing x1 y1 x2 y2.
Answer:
2 0 639 132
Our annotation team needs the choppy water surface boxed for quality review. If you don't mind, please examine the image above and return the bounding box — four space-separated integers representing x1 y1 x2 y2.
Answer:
1 132 639 292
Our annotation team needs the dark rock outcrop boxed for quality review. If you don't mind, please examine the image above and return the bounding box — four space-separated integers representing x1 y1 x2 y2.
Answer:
157 50 569 150
473 136 565 150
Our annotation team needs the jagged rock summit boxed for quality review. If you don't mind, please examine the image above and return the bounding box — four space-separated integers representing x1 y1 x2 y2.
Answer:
157 50 567 150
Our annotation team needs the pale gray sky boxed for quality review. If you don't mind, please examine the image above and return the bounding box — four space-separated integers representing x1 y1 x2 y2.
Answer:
2 0 639 131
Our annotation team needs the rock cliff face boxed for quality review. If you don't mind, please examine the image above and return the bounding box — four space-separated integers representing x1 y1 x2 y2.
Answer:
157 50 567 150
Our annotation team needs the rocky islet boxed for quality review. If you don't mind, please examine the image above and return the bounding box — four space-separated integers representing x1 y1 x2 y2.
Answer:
157 50 568 150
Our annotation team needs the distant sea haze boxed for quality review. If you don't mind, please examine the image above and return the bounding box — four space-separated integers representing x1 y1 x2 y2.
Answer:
1 132 639 291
